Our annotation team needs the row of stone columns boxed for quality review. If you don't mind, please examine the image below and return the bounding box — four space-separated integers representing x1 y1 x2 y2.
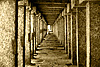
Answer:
19 0 48 66
66 2 87 67
0 0 48 67
53 0 100 67
29 6 47 63
67 0 100 67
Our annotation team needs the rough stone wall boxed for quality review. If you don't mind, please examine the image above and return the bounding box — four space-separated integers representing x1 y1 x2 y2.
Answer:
78 7 86 67
89 2 100 67
18 6 24 67
0 0 15 67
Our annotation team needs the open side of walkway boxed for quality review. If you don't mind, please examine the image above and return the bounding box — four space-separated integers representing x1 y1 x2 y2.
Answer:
29 33 77 67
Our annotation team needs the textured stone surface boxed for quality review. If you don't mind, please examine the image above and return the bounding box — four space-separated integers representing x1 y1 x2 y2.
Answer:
72 12 77 65
89 2 100 67
38 18 40 44
69 15 71 59
67 15 71 59
0 0 15 67
18 6 24 67
25 8 30 65
36 16 38 48
78 7 86 67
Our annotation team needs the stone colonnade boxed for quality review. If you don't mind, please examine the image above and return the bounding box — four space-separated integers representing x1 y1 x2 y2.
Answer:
53 0 100 67
0 0 47 67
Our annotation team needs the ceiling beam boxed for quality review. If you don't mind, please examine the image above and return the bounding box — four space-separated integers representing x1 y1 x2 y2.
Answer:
45 16 58 18
40 8 62 10
37 4 66 7
33 2 67 5
42 13 59 14
39 6 64 9
47 18 55 20
40 10 62 12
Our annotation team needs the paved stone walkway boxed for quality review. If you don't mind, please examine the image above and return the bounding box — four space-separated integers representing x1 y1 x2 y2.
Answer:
27 33 77 67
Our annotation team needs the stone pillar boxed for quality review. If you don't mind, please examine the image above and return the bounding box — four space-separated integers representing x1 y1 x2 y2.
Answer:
61 17 65 46
18 1 24 67
38 15 41 45
36 15 39 46
33 14 36 54
40 19 43 43
76 8 79 67
71 11 77 65
64 15 67 53
76 7 86 67
25 5 31 65
0 0 15 67
36 14 39 48
86 2 100 67
43 22 47 37
29 8 31 64
71 13 73 63
67 14 71 58
30 11 34 56
42 20 44 40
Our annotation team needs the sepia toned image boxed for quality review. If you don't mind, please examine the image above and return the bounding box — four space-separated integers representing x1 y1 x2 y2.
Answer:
0 0 100 67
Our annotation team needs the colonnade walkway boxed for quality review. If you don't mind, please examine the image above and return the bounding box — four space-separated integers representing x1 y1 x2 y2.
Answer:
27 33 76 67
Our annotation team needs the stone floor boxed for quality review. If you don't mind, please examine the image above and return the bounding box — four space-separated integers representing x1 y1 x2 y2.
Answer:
26 33 77 67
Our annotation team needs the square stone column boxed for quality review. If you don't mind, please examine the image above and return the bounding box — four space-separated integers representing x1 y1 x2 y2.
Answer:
67 14 71 59
76 7 86 67
18 1 24 67
64 15 67 53
33 14 36 54
0 0 15 67
25 6 31 65
42 20 44 40
40 19 43 43
38 16 41 45
86 2 100 67
71 12 77 65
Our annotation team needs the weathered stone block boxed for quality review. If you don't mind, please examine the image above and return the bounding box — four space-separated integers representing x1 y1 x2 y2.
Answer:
72 12 77 65
78 7 86 67
86 2 100 67
0 0 15 67
18 6 24 67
